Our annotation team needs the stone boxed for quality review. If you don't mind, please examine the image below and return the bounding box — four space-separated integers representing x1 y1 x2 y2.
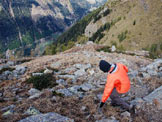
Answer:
57 89 73 96
7 61 15 66
80 83 95 91
88 69 95 75
0 64 9 71
1 105 15 112
50 62 61 69
2 109 14 117
57 75 75 80
128 71 138 78
25 107 41 115
81 106 86 111
56 79 67 85
19 112 74 122
28 88 42 99
28 88 40 96
74 64 91 70
15 66 27 75
144 86 162 110
29 93 43 99
44 69 53 74
96 117 119 122
121 111 131 118
111 45 116 52
74 69 86 77
32 73 44 76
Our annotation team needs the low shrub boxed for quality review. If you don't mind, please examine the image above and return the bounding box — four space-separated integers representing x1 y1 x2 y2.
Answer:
26 74 58 90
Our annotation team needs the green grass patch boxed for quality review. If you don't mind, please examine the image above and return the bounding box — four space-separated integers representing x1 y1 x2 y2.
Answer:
118 30 128 42
26 74 58 90
97 46 111 52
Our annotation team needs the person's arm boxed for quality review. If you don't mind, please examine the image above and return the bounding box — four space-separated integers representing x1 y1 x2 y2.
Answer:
100 78 114 108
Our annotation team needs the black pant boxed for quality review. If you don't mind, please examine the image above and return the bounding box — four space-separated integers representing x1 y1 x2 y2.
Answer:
110 88 130 110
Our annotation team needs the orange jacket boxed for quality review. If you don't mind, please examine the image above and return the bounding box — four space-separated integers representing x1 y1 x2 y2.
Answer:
101 63 130 103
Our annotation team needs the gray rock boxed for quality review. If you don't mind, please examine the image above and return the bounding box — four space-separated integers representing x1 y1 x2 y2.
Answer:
144 86 162 110
88 69 95 75
0 92 2 97
64 67 76 74
1 105 15 112
80 83 95 91
57 89 73 96
29 92 43 99
74 69 86 77
57 75 75 80
128 71 138 78
141 59 162 76
81 106 86 111
56 79 67 85
25 107 41 115
96 117 119 122
157 72 162 78
50 62 61 69
32 73 43 76
121 111 130 118
4 71 12 76
7 61 15 66
19 112 74 122
111 45 116 52
69 85 81 94
15 66 27 75
28 88 40 96
44 69 53 74
2 109 14 117
74 64 91 70
0 64 9 71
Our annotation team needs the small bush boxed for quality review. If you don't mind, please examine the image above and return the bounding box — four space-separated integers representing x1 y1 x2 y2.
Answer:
103 9 111 16
93 15 102 23
118 30 128 42
26 74 58 90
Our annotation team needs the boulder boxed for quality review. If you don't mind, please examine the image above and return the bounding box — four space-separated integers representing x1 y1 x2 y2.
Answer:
44 69 53 74
25 107 41 115
32 73 43 76
111 45 116 52
28 88 40 96
1 105 15 112
80 83 95 91
50 62 61 69
74 69 86 77
57 89 73 96
144 86 162 110
56 79 67 85
15 66 27 75
19 112 74 122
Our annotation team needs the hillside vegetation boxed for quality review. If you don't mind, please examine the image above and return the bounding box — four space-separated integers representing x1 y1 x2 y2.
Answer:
47 0 162 58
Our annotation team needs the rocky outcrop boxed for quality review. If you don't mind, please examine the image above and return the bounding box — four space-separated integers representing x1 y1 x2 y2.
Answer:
0 43 161 122
19 112 74 122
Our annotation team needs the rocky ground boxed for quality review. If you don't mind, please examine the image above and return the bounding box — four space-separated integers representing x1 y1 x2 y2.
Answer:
0 42 162 122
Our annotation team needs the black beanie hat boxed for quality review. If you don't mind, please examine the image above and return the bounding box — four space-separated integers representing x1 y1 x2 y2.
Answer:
99 60 111 72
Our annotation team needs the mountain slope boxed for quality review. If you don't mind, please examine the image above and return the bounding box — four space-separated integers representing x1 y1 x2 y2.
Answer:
53 0 162 58
0 0 107 56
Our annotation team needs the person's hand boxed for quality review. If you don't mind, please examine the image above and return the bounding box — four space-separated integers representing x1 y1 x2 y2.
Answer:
99 102 105 108
98 102 105 114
